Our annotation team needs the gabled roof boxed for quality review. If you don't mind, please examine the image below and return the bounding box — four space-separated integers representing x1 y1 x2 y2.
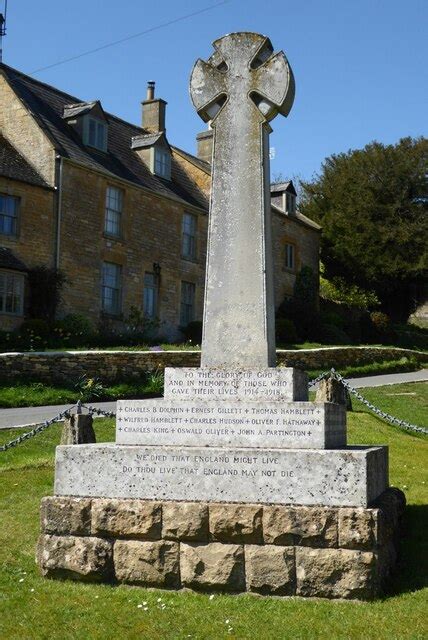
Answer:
0 63 206 210
131 132 168 150
0 134 49 188
270 180 296 196
0 246 28 272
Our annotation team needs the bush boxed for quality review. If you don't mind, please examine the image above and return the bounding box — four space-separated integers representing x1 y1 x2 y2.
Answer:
181 321 203 345
319 324 352 345
19 318 50 339
275 318 298 344
53 314 95 347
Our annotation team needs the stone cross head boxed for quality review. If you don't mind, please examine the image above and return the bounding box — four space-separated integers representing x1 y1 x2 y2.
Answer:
190 32 295 127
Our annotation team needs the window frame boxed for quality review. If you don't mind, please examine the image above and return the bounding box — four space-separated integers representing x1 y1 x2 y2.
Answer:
101 261 122 316
153 146 171 179
0 269 25 316
0 193 19 237
180 281 196 326
181 212 197 260
83 115 108 152
284 242 295 271
143 272 158 319
104 185 123 238
286 192 296 215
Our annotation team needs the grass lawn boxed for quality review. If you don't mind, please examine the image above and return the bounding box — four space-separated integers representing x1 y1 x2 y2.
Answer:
0 386 427 639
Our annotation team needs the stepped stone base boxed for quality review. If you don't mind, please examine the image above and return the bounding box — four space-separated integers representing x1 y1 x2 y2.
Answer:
36 488 405 600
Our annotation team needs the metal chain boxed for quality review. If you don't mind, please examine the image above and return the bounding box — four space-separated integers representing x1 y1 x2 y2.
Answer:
0 406 76 452
1 371 426 450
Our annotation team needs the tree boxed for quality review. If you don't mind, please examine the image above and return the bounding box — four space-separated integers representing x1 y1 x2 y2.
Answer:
27 266 67 324
300 137 428 320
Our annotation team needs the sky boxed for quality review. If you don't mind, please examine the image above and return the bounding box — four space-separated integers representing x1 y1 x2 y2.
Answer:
1 0 427 182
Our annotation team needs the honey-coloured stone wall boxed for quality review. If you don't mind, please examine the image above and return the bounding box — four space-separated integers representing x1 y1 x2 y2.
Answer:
37 488 405 600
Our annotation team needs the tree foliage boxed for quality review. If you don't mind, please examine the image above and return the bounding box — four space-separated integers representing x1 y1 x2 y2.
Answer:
300 137 428 319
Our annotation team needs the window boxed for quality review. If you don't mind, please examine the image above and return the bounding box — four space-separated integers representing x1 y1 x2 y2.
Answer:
284 243 295 270
105 186 123 237
0 194 19 236
182 213 197 260
180 281 195 326
84 116 107 151
101 262 121 314
143 272 158 319
286 192 296 215
0 271 24 315
154 147 171 179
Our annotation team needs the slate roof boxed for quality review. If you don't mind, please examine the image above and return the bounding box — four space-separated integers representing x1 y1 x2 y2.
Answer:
0 63 206 210
131 132 165 149
0 246 28 271
0 134 49 188
63 101 99 119
271 181 295 194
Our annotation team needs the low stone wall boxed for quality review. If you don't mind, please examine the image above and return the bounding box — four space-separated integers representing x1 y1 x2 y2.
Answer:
0 346 425 384
37 488 405 599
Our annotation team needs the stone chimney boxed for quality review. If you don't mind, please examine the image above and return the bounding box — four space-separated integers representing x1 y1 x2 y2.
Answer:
142 81 167 133
196 129 214 163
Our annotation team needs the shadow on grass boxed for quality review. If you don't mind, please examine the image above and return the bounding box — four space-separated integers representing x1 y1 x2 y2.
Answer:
385 504 428 597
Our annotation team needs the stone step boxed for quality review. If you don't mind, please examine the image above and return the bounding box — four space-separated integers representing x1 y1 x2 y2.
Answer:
54 444 388 508
116 399 346 449
164 367 308 402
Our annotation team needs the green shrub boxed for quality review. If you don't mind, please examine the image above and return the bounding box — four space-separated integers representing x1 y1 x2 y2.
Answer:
320 324 352 345
19 318 50 338
181 321 203 345
275 318 298 344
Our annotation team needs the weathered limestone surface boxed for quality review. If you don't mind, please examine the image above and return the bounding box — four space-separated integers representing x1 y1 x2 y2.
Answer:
210 504 263 543
54 444 388 507
37 534 113 581
91 499 161 539
245 545 295 595
263 506 338 547
114 540 179 587
295 547 377 599
116 398 346 450
164 367 308 401
338 508 378 550
180 543 245 592
162 502 209 541
40 496 92 536
61 414 96 445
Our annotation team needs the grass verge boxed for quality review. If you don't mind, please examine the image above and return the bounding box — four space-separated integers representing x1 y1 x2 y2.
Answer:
0 384 427 639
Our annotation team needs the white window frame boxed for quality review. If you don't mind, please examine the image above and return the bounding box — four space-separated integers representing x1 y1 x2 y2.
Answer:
286 192 296 215
153 147 171 179
0 269 25 316
143 272 158 319
0 193 19 236
284 243 295 270
181 213 197 260
105 186 123 237
83 116 108 152
101 262 122 315
180 281 195 326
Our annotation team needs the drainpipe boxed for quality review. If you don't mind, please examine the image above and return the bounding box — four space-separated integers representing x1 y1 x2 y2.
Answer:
54 155 63 270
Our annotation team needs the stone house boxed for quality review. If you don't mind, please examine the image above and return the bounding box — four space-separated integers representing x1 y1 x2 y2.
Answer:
0 63 320 338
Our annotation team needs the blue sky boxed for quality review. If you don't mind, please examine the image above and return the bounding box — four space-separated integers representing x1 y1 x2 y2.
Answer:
2 0 427 182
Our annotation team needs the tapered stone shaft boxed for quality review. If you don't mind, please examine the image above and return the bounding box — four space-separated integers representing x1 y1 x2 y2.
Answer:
190 32 294 367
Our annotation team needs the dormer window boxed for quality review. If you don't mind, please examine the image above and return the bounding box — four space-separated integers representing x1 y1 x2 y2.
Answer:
84 117 108 152
154 147 171 179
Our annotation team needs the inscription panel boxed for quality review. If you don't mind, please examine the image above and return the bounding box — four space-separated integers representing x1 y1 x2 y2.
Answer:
164 368 308 401
55 444 388 507
116 399 346 449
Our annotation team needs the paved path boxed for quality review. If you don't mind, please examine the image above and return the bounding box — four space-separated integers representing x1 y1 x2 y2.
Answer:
0 370 426 430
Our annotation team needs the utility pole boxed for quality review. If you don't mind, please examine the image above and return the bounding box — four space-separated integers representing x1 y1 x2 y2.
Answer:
0 1 8 63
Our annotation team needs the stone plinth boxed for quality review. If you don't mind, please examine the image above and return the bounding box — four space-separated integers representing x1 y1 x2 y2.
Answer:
37 488 405 599
54 443 388 508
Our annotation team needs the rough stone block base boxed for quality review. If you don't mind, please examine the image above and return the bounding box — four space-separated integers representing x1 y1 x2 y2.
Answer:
36 488 405 599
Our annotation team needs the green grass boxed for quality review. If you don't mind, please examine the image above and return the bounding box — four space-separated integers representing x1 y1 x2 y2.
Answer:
1 384 427 639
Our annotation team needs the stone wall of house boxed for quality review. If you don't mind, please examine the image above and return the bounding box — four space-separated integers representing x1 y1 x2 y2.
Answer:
36 488 405 599
0 176 55 331
272 210 321 304
0 347 424 383
58 160 207 339
0 75 56 185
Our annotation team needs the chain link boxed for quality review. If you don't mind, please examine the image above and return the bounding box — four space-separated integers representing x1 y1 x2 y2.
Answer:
0 407 75 452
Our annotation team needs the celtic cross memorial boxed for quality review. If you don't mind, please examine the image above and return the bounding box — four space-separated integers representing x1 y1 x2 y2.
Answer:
190 32 295 367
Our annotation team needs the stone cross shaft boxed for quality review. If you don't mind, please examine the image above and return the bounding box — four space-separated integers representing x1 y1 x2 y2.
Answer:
190 32 294 368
